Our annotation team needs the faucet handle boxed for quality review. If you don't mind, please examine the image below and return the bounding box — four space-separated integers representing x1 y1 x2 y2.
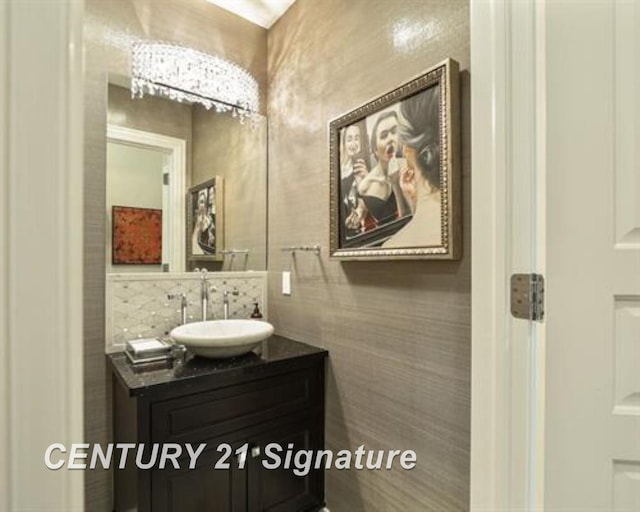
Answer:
167 292 187 305
167 292 188 325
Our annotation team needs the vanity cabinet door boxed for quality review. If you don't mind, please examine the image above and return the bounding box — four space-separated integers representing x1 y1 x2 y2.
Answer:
151 440 247 512
247 415 324 512
150 368 321 443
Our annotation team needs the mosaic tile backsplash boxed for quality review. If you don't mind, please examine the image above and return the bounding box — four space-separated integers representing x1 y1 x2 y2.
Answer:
106 271 268 353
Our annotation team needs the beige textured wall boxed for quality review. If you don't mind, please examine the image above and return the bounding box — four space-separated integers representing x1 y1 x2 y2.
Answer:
192 108 268 271
267 0 471 510
108 83 192 139
83 2 267 509
108 83 193 177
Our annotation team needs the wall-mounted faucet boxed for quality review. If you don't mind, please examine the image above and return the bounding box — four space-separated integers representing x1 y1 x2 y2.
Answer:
200 269 209 320
223 289 239 320
198 269 219 321
167 293 187 325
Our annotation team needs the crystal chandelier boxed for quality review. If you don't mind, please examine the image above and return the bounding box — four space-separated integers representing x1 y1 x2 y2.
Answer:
131 41 260 123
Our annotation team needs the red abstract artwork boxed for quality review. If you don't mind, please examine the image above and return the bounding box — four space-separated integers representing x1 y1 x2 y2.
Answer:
112 206 162 264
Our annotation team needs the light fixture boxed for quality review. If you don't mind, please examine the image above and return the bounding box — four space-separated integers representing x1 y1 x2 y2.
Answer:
131 41 260 123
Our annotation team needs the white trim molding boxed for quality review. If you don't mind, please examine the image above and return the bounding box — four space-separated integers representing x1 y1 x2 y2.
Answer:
471 0 546 510
470 1 511 507
0 2 9 508
2 0 84 509
107 124 187 272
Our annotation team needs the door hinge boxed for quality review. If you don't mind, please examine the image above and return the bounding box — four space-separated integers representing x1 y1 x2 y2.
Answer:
162 263 169 272
163 173 169 185
510 273 544 321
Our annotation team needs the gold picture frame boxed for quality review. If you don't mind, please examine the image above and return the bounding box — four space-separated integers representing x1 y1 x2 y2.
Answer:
329 58 460 260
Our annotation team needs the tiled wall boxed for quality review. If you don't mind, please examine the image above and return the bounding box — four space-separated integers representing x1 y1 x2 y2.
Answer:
105 271 268 352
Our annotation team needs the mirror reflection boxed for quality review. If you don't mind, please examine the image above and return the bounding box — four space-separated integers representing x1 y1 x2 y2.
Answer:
105 82 267 273
107 142 167 272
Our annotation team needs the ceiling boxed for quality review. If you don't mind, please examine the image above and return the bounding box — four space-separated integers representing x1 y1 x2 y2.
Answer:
206 0 297 29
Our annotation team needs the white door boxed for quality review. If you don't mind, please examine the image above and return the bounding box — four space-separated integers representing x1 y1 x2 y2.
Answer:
544 0 640 509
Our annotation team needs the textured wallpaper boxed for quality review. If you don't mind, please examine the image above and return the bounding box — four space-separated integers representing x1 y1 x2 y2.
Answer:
267 0 471 510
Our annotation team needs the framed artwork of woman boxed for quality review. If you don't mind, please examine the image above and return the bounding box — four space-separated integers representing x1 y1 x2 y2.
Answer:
186 177 224 263
329 59 460 260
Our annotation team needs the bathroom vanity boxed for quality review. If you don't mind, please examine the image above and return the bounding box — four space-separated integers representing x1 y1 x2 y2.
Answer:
109 336 327 512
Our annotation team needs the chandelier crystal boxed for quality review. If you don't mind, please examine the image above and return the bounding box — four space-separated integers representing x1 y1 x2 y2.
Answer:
131 41 260 123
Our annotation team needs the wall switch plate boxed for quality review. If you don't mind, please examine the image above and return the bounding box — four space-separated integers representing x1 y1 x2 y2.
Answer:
282 271 291 295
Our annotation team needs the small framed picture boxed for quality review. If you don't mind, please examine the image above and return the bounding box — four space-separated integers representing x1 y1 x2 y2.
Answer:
329 58 460 260
112 206 162 265
187 177 224 262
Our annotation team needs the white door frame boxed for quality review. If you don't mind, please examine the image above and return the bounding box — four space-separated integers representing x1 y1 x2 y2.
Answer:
470 1 546 509
1 0 84 509
107 124 187 272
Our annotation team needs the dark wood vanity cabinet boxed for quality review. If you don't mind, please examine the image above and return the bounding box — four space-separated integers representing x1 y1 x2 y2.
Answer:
109 337 327 512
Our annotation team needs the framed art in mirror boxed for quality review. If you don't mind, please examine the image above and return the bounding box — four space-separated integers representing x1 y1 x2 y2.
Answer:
187 177 224 263
329 58 460 260
112 206 162 264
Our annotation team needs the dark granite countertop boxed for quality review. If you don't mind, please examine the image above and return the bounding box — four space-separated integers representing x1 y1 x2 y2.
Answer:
108 335 328 397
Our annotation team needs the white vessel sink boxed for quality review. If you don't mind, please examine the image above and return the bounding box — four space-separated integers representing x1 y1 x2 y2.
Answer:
170 319 274 358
